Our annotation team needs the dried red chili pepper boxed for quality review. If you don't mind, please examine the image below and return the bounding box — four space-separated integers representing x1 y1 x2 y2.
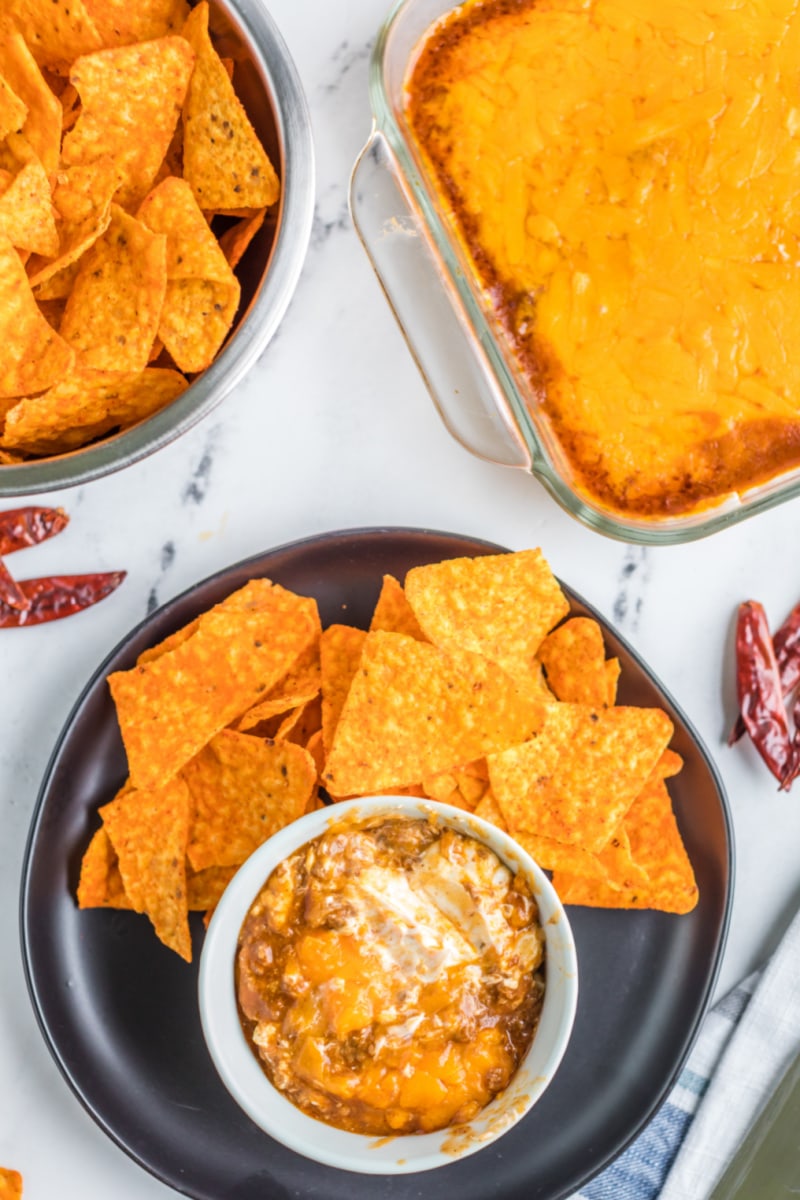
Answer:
0 572 126 628
729 600 800 745
0 506 69 556
734 600 792 784
779 691 800 790
0 556 30 612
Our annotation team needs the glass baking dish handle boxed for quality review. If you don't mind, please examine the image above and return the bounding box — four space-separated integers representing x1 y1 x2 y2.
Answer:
349 131 532 470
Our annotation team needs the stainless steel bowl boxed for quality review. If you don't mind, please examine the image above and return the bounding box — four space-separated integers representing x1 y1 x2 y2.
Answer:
0 0 315 498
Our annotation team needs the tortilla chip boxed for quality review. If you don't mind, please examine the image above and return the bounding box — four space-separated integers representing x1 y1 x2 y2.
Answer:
27 158 119 289
275 695 322 746
422 770 476 810
489 702 674 853
0 1168 22 1198
0 31 61 172
181 2 280 211
4 0 102 71
0 156 58 256
421 768 459 803
323 632 544 796
217 208 265 270
234 685 319 733
158 276 240 373
35 298 65 331
474 789 507 829
85 0 190 46
60 205 166 371
453 760 489 806
183 730 316 870
62 36 195 210
554 776 698 913
369 574 427 640
593 826 650 889
404 550 570 682
1 367 187 455
109 606 318 790
99 775 192 960
0 74 27 142
655 747 684 779
59 81 80 132
513 828 612 879
138 176 231 282
0 232 74 398
32 257 81 300
305 729 326 780
137 578 317 667
320 624 367 756
0 130 36 173
137 176 240 371
77 824 132 908
186 863 236 910
234 638 320 732
538 617 618 708
604 657 621 705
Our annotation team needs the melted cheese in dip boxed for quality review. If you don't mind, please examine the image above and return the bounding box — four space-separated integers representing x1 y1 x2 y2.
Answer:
236 817 545 1135
406 0 800 518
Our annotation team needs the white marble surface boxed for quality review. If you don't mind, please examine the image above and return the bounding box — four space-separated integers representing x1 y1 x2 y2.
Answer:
2 0 800 1195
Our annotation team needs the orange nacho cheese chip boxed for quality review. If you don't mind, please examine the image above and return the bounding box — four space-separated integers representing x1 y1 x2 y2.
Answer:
1 367 188 455
181 2 280 212
218 207 266 270
0 156 59 257
0 1168 23 1199
0 74 28 143
136 578 317 667
538 617 620 708
62 36 195 210
59 204 167 370
182 730 316 871
99 775 192 961
0 31 62 173
27 158 119 290
369 574 426 640
324 631 543 796
84 0 190 47
78 822 236 914
4 0 102 70
553 775 698 913
0 232 74 399
404 550 570 681
320 624 367 756
109 605 318 791
77 824 132 909
138 175 241 372
488 702 674 852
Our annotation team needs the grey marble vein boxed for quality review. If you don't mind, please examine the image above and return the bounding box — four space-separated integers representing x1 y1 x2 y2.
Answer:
613 546 650 634
182 425 222 506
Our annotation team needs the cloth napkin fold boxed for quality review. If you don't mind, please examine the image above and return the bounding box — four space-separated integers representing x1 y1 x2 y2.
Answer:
570 903 800 1200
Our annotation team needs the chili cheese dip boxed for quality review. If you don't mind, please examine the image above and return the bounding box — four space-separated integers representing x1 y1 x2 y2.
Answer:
235 817 545 1135
406 0 800 518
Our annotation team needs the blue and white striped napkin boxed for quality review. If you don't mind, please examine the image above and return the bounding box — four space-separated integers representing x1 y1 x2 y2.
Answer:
569 903 800 1200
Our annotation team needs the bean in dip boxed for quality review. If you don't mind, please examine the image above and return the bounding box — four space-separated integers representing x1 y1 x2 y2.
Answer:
235 816 545 1135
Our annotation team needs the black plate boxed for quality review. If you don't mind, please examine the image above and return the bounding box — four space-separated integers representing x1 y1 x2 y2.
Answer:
21 528 733 1200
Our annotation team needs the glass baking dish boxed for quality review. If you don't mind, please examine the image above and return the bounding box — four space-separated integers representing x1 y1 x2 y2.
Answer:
349 0 800 545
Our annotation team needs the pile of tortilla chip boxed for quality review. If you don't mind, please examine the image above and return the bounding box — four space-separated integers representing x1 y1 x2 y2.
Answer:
0 0 279 461
78 548 698 963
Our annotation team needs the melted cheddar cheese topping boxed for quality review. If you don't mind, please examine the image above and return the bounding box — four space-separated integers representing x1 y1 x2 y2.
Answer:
236 818 545 1135
406 0 800 517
